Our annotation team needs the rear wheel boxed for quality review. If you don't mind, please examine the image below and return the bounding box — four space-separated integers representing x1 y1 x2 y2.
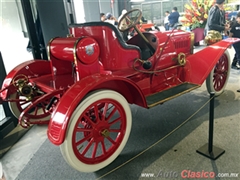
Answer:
8 92 52 127
206 50 230 96
8 93 29 118
60 90 132 172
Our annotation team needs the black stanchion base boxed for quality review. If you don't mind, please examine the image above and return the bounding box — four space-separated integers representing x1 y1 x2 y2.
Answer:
196 143 225 160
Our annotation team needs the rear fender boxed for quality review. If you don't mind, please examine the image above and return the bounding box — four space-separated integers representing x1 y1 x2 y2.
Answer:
47 75 146 145
0 60 51 99
184 38 240 84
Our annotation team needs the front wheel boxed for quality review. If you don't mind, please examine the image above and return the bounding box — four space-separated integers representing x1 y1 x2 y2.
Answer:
60 90 132 172
206 50 231 96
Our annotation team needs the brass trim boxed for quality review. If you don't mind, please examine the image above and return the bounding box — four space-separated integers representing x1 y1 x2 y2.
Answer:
177 53 186 66
47 37 58 60
204 30 222 45
73 38 82 65
147 84 200 108
154 64 182 73
101 129 110 138
133 58 185 74
190 32 194 54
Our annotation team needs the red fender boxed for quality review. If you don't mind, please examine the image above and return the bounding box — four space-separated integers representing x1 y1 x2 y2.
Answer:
47 75 146 145
0 60 51 99
184 38 240 85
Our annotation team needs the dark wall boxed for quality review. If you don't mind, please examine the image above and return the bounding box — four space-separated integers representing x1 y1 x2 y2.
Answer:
35 0 74 47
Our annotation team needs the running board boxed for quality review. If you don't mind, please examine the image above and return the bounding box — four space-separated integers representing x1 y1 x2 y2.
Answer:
147 83 200 108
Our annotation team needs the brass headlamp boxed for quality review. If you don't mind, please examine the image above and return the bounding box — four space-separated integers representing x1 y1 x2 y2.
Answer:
13 74 33 101
16 79 33 101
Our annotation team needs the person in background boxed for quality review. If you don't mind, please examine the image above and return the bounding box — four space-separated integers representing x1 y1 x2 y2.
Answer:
229 12 240 76
164 11 170 31
141 16 148 23
105 13 118 26
168 7 179 30
100 13 106 21
204 0 230 36
118 9 127 22
118 9 128 41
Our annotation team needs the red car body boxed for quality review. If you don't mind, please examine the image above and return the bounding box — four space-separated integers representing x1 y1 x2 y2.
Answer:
0 20 239 172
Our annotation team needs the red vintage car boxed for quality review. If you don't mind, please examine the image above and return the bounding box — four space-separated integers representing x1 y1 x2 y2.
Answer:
0 9 239 172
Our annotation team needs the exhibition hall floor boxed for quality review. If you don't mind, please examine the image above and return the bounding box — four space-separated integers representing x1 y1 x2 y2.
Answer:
0 46 239 180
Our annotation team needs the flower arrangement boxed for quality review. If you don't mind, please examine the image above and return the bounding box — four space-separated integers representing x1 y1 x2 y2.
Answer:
181 0 215 30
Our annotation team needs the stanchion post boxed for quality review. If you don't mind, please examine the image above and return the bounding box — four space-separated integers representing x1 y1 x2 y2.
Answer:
196 92 225 160
208 92 214 153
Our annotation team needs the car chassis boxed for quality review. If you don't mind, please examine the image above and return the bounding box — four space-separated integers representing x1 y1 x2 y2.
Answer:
0 9 239 172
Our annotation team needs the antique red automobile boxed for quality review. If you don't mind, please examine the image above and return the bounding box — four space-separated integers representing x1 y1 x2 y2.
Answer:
0 9 239 172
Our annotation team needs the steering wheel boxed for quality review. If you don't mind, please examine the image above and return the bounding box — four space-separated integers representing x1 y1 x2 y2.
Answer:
118 9 155 55
118 9 142 32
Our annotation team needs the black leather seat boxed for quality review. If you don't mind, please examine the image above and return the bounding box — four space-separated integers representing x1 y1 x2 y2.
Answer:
69 22 142 59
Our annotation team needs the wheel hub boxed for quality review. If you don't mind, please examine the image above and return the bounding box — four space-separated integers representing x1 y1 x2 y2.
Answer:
101 129 110 138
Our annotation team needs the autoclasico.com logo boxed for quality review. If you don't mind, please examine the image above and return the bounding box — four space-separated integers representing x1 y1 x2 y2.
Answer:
181 170 215 178
140 169 239 179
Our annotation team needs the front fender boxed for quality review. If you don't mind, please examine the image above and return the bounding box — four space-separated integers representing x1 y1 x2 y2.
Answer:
184 38 240 84
47 74 146 145
0 60 51 99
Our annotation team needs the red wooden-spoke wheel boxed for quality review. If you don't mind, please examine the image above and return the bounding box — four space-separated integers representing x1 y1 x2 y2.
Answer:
9 93 52 124
206 50 231 96
60 90 132 172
